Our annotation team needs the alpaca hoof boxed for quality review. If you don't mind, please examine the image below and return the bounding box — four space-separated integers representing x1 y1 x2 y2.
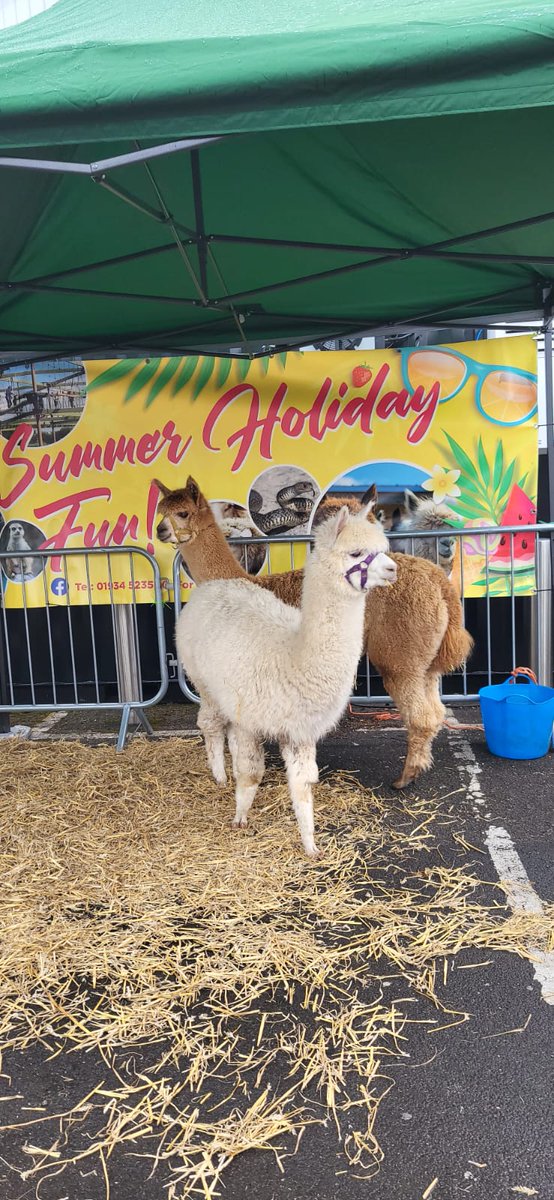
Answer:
213 771 228 786
232 816 248 829
392 768 418 789
304 843 321 859
392 761 430 789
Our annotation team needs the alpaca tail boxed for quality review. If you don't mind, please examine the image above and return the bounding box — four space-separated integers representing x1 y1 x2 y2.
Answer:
431 574 474 675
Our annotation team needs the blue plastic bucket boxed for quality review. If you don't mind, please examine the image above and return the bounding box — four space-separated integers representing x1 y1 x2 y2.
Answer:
479 674 554 760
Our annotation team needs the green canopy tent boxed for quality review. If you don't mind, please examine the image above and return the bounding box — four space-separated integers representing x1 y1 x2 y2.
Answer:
1 0 554 362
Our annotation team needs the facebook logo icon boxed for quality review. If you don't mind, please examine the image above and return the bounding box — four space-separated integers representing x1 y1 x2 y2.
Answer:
51 578 68 597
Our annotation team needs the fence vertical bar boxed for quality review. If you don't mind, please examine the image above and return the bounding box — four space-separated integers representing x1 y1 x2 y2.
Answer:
106 552 121 698
41 560 58 705
84 554 101 704
62 554 79 704
0 568 10 731
531 537 553 686
509 532 516 670
20 569 36 705
458 534 468 697
543 288 554 557
128 552 143 703
485 532 492 686
0 578 15 707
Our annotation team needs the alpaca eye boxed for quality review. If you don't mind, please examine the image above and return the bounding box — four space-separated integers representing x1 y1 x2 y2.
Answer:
349 550 362 558
177 511 189 519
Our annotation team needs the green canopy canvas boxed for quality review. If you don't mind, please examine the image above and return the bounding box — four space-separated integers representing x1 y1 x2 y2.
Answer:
0 0 554 356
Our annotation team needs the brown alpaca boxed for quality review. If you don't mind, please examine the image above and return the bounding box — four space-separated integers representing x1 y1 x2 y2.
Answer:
154 478 473 788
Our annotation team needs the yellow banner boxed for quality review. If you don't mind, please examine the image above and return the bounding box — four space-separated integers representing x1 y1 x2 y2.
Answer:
0 336 538 606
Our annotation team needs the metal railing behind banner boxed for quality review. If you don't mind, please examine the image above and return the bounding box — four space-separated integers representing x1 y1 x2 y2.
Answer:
0 546 169 749
173 523 554 705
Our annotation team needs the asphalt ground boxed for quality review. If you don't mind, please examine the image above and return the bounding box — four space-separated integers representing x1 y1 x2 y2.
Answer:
0 706 552 1200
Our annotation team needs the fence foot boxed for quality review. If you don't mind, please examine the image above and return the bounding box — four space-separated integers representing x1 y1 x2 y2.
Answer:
117 706 153 750
134 708 154 737
116 705 131 752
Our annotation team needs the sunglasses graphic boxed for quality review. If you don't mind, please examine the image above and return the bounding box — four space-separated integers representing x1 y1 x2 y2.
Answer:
399 347 537 428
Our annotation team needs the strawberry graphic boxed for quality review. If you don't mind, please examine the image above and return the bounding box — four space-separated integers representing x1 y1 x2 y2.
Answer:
352 365 372 387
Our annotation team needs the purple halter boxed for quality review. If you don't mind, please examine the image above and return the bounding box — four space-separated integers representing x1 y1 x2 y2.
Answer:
344 550 381 589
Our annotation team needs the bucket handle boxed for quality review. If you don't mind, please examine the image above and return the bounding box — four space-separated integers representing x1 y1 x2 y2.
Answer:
507 667 538 685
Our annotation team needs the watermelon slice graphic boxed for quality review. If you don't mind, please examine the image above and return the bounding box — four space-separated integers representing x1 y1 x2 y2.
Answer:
488 484 536 573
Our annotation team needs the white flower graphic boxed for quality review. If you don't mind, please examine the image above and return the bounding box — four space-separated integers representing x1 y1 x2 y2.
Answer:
422 465 461 504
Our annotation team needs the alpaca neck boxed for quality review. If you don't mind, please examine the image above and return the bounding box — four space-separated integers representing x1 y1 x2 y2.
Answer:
294 558 365 672
178 520 247 583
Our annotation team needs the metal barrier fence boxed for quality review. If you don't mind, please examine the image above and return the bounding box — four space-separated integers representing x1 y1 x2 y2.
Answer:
173 523 554 705
0 546 169 749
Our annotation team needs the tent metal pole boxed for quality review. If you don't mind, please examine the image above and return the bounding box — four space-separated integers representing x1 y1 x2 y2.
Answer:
0 280 199 307
540 286 554 686
93 181 208 304
128 141 208 305
206 244 251 350
20 243 177 287
92 137 223 173
93 177 174 225
209 231 554 267
542 286 554 527
0 157 90 174
243 290 536 353
0 136 223 176
191 150 208 297
94 175 199 247
213 241 531 301
207 205 554 256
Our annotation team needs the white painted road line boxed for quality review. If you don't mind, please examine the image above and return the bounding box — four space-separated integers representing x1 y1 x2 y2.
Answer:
447 721 554 1005
485 824 554 1005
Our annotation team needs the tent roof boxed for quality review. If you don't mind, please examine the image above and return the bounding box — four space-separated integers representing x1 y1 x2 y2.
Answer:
1 0 554 358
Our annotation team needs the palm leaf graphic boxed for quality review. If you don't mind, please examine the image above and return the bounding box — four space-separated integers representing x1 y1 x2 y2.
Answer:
124 359 161 403
88 359 140 391
171 357 199 396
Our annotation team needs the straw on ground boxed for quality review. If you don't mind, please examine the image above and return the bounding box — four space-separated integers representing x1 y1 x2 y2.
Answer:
0 738 551 1199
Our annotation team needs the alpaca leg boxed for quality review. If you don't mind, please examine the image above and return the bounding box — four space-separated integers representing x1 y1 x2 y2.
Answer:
230 726 265 829
426 670 446 727
227 724 240 783
280 743 319 857
197 697 227 786
382 673 443 789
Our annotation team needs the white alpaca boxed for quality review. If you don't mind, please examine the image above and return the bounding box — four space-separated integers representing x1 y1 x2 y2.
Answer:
176 507 397 856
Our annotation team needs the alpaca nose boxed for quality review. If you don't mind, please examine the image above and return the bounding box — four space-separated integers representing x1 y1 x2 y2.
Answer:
156 519 174 542
439 536 455 555
378 554 397 584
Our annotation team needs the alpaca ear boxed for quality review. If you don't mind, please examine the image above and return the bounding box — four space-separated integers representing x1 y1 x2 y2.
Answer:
404 489 419 514
360 482 377 509
315 504 349 546
359 482 377 519
335 505 350 538
152 478 171 498
186 476 209 508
